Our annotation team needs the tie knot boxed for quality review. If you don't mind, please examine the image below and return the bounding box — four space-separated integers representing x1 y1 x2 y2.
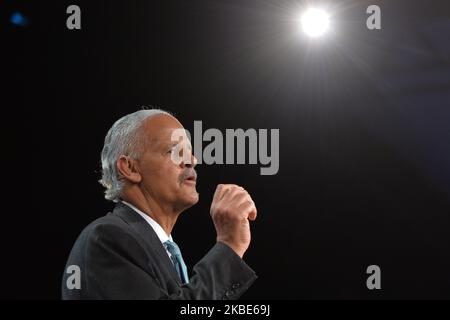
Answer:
164 240 182 257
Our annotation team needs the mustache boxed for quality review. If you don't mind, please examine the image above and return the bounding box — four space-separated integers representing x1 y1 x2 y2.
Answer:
179 169 197 182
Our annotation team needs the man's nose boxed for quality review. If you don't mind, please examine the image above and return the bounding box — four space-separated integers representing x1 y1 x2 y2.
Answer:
185 152 197 168
181 147 197 168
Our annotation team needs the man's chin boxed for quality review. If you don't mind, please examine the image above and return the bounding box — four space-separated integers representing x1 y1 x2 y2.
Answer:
188 191 200 205
180 190 199 209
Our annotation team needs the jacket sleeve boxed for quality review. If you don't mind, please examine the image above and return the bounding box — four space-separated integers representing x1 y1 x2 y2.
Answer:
177 241 258 300
76 223 257 299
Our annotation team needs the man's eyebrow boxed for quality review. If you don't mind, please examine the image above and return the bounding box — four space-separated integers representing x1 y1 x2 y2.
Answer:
167 140 192 149
165 141 179 149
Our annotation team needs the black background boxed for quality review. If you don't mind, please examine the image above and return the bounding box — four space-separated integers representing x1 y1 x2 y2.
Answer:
3 0 450 299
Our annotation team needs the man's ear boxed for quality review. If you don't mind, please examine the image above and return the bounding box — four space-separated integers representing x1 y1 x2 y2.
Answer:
116 155 142 184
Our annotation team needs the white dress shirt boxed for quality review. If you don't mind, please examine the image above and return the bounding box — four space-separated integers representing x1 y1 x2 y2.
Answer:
121 201 173 258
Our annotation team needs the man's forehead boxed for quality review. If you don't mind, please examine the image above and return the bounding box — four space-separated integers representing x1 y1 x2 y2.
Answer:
142 114 188 147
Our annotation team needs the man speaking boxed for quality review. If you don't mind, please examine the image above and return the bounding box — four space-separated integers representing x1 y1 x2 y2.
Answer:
61 109 258 299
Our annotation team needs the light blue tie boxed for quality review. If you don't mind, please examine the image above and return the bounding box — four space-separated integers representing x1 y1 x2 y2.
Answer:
163 240 189 284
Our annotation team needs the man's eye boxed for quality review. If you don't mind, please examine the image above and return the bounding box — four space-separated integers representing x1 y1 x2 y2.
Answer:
168 145 178 154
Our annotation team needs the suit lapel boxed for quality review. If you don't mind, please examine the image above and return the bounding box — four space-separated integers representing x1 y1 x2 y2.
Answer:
111 202 182 286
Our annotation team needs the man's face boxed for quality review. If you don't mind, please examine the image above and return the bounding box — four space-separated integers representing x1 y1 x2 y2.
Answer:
135 114 199 212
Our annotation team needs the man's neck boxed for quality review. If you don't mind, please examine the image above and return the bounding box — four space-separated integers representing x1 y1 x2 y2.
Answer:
121 192 180 236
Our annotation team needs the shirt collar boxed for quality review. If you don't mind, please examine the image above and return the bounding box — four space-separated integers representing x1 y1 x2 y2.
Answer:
121 200 173 244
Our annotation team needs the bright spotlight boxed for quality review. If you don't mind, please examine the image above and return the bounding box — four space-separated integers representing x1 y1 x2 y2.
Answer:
300 8 330 38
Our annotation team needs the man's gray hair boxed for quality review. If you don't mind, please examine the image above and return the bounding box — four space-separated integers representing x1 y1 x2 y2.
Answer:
99 109 171 202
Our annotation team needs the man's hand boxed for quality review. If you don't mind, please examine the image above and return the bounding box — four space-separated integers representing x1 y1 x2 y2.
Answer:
210 184 257 258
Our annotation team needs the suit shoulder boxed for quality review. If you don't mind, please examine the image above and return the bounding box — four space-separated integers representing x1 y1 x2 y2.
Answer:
69 213 135 252
82 213 135 242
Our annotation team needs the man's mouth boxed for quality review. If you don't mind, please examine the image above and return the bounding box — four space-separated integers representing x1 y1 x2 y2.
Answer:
183 178 196 186
181 171 197 185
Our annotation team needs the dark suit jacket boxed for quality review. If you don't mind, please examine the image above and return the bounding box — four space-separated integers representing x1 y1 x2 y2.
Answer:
61 202 257 299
